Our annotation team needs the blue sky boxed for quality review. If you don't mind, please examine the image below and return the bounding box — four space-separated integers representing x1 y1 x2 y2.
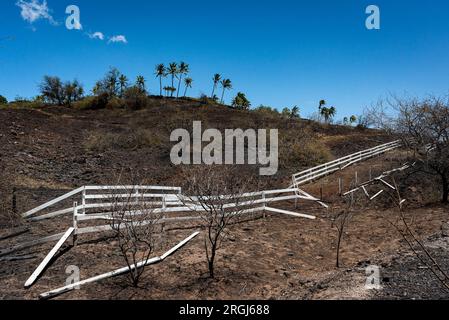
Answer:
1 0 448 118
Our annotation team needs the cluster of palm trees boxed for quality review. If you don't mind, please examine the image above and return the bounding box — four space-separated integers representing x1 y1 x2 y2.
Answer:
343 115 357 126
155 62 193 98
154 64 234 103
318 100 337 123
211 74 232 104
92 64 236 104
93 68 147 98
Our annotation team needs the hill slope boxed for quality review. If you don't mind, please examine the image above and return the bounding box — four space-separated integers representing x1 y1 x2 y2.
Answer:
0 99 392 195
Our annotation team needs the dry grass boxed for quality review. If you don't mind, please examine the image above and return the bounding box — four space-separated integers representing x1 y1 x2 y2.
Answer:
84 129 164 152
12 175 72 190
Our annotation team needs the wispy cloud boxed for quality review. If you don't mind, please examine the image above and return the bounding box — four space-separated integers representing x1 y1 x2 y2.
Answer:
108 35 128 44
16 0 57 26
88 32 105 41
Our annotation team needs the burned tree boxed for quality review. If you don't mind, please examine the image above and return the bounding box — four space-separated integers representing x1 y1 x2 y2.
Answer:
333 190 359 268
109 185 162 287
392 95 449 203
180 166 255 279
333 209 352 268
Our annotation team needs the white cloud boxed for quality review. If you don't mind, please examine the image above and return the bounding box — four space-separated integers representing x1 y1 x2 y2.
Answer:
89 32 104 40
16 0 57 25
108 35 128 44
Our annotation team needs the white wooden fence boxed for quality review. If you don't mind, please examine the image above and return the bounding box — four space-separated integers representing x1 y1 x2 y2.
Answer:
22 186 182 221
291 140 401 188
20 186 322 242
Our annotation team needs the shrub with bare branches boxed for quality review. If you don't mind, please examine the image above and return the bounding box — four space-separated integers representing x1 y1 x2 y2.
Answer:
108 181 163 287
180 166 256 278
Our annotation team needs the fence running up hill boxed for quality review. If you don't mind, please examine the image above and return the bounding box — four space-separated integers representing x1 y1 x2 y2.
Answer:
291 140 401 187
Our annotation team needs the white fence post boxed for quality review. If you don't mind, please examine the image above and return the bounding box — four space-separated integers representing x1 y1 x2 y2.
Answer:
73 202 78 246
82 187 86 215
162 195 167 231
262 192 266 218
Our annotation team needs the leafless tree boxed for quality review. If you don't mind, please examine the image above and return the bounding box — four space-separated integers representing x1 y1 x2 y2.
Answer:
180 166 256 278
360 99 395 131
108 181 163 287
332 194 357 268
391 95 449 203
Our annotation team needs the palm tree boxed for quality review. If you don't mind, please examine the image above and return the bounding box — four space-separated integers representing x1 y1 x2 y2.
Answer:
183 78 193 97
167 62 178 97
329 107 336 119
319 99 326 112
220 79 232 104
119 74 128 97
177 62 189 98
350 115 357 125
136 75 146 93
155 64 166 96
321 106 336 123
290 105 300 119
211 74 221 98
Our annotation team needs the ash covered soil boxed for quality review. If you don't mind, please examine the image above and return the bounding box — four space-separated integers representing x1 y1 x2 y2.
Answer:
1 204 448 300
0 105 448 300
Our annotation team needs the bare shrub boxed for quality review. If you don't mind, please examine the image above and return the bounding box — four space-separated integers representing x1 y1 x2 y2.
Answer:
333 208 352 268
333 190 363 268
180 165 256 278
108 177 163 287
360 99 395 131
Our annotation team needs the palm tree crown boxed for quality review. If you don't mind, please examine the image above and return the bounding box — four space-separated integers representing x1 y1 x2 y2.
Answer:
319 99 326 111
136 75 146 93
211 73 221 98
320 106 336 123
119 74 128 97
167 62 179 97
177 62 189 98
155 64 166 96
220 78 232 104
183 77 193 97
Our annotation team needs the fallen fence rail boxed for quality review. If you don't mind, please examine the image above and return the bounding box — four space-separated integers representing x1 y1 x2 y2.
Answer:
39 231 200 300
24 227 75 288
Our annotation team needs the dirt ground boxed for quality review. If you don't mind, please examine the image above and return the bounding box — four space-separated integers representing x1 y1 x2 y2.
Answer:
1 182 448 300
